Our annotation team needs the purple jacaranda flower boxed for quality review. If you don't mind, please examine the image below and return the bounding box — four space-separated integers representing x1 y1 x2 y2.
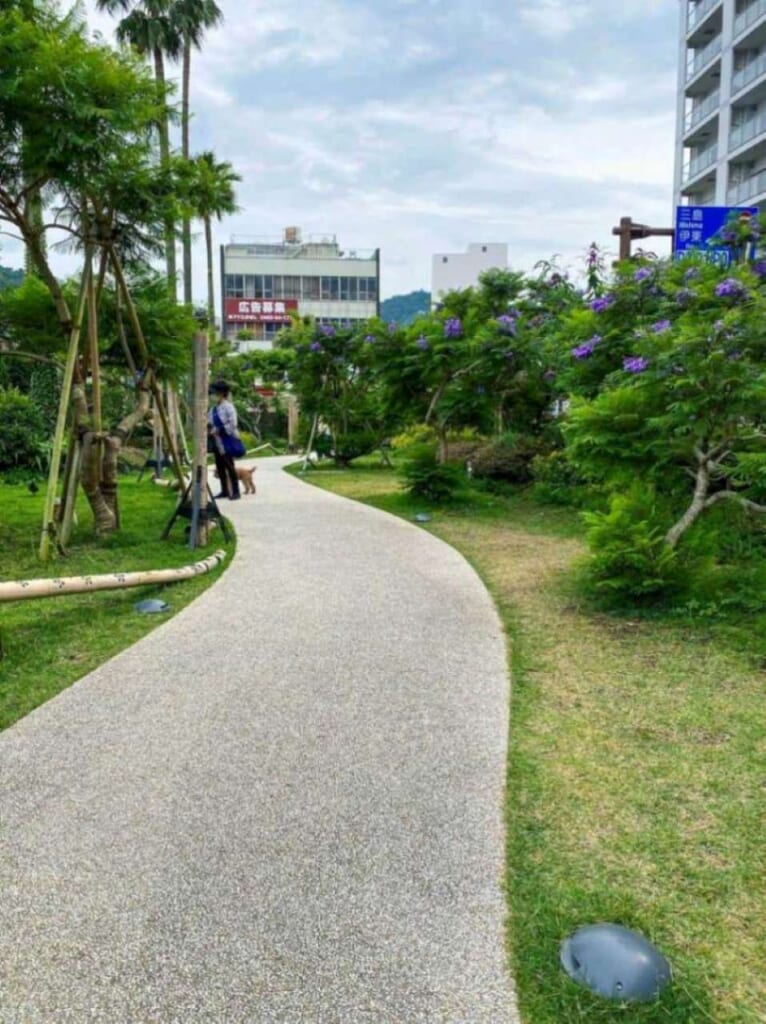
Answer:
496 314 517 334
364 334 376 343
590 294 614 313
416 335 429 350
651 319 672 334
634 267 652 283
507 307 521 319
753 260 766 278
571 334 602 359
309 341 323 352
683 266 701 282
444 317 463 338
676 288 695 306
623 356 649 374
715 277 747 298
587 242 600 269
319 324 335 337
388 320 398 333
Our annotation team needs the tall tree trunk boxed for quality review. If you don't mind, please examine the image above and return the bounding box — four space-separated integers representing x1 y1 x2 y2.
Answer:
181 33 193 306
205 214 215 338
664 455 710 549
153 47 177 299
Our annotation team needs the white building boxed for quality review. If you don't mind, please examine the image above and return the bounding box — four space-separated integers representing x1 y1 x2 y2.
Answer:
430 243 508 302
675 0 766 209
221 228 380 351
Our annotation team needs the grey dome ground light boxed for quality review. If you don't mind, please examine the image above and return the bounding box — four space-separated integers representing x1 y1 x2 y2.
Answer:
0 458 520 1024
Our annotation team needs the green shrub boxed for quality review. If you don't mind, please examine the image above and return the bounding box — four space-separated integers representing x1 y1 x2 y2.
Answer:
0 388 48 473
239 431 256 451
581 488 691 603
331 428 379 466
400 450 462 502
531 449 589 506
471 435 545 485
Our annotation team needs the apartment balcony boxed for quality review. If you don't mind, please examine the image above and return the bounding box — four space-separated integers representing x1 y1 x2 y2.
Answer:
734 0 766 43
684 89 720 141
731 51 766 97
730 109 766 152
687 0 723 47
682 141 718 184
686 35 722 88
727 165 766 202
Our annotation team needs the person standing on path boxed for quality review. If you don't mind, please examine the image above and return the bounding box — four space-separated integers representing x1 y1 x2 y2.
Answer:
208 380 242 500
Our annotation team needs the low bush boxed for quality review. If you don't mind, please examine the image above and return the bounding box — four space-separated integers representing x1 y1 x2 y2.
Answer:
0 388 49 473
400 450 463 502
471 434 546 485
531 449 590 506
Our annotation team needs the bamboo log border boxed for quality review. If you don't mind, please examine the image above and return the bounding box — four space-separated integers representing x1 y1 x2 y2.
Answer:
0 549 226 603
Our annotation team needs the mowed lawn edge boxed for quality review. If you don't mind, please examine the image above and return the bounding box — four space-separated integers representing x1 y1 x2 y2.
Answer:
0 477 236 732
290 461 766 1024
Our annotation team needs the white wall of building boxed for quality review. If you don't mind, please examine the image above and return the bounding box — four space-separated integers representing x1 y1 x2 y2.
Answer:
431 243 508 300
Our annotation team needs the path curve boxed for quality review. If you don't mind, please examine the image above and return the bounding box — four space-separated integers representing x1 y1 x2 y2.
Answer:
0 458 519 1024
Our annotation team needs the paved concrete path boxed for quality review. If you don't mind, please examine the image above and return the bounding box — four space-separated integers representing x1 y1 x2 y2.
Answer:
0 458 519 1024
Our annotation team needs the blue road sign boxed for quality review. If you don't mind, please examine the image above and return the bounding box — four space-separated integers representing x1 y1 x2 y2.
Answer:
675 205 758 266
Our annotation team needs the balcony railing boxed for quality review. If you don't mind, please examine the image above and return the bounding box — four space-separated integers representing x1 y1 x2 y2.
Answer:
728 166 766 202
687 35 722 79
685 89 720 130
731 51 766 94
682 142 718 183
729 108 766 149
689 0 722 31
734 0 766 39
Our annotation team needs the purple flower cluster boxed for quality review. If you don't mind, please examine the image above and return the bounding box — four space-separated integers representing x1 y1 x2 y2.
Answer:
633 267 652 283
651 319 671 334
444 317 463 338
590 294 614 313
571 334 602 359
309 341 323 352
388 320 398 333
319 324 336 337
715 277 747 299
364 334 376 344
683 266 701 282
675 288 695 306
416 335 429 350
496 314 517 334
623 356 649 374
754 260 766 278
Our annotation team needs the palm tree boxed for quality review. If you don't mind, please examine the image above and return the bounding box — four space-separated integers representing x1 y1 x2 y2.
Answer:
171 0 223 306
96 0 182 297
188 151 240 334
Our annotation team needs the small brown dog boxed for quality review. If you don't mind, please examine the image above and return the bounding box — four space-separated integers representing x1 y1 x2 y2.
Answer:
214 466 256 495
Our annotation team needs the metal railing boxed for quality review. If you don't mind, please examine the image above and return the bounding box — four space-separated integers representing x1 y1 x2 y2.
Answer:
729 108 766 150
734 0 766 39
685 88 720 130
682 142 718 183
687 35 722 79
727 166 766 202
688 0 722 31
731 51 766 93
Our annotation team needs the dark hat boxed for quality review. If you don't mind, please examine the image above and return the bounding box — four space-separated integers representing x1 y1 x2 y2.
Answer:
210 380 230 394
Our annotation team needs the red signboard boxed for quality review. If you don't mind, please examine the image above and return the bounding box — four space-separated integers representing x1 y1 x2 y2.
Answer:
225 298 298 323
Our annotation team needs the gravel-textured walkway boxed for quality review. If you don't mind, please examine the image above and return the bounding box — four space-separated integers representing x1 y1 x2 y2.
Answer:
0 458 519 1024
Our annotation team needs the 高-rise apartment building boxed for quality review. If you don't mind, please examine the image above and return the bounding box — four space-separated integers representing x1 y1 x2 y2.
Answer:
675 0 766 209
220 228 380 351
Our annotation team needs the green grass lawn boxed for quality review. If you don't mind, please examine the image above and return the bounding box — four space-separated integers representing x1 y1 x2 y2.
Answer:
0 475 234 731
294 460 766 1024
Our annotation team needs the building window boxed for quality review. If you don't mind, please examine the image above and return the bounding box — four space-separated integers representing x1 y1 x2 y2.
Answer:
358 277 377 301
224 274 244 297
283 275 301 299
321 276 339 300
244 275 256 298
302 276 320 300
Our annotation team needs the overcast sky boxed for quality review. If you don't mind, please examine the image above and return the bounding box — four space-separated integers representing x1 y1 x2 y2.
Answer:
5 0 682 301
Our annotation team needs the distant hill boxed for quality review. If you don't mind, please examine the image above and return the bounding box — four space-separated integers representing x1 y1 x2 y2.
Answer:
380 289 430 326
0 266 23 291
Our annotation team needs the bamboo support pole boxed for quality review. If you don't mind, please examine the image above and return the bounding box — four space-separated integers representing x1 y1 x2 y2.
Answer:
38 262 91 562
0 550 226 603
189 331 210 548
108 247 185 489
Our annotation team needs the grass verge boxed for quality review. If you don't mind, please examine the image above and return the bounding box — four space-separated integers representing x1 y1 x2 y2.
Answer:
0 476 234 731
292 460 766 1024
